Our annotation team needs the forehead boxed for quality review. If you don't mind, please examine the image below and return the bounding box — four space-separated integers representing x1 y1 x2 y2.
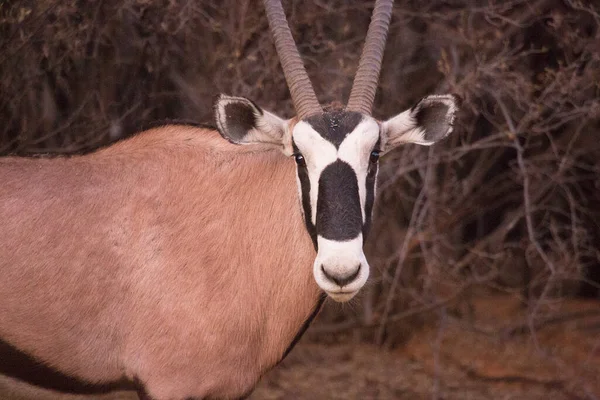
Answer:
303 110 364 147
292 110 380 152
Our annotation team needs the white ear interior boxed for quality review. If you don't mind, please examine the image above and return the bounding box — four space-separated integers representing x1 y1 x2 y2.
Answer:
215 94 291 152
381 94 459 151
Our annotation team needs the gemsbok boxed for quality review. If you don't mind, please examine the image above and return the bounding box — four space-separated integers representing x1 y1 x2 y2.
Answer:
0 0 459 399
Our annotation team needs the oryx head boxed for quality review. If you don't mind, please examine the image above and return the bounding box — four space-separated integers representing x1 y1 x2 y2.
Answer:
215 0 459 302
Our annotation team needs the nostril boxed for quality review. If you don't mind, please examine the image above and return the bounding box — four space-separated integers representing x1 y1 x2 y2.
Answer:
321 264 361 287
344 265 361 285
321 264 335 284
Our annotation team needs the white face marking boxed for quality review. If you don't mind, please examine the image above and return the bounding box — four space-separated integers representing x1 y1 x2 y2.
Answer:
293 121 338 226
313 235 370 301
292 117 380 301
337 118 380 222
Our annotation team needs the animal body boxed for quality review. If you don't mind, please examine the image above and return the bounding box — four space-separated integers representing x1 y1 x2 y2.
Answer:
0 0 460 399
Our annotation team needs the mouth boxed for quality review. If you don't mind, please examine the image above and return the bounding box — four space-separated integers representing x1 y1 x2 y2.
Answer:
326 290 358 303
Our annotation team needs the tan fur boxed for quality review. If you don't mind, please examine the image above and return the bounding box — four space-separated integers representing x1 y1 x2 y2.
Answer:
0 126 321 399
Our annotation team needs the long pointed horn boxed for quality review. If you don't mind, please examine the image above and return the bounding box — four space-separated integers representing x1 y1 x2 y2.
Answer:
346 0 394 115
263 0 322 119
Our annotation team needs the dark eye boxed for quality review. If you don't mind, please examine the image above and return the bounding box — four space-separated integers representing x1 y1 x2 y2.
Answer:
370 150 380 164
294 153 306 166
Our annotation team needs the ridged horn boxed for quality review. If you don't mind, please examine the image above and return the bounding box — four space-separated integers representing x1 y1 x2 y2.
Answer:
263 0 322 119
346 0 394 115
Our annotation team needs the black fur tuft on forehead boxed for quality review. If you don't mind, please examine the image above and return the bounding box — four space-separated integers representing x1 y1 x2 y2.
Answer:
304 111 364 148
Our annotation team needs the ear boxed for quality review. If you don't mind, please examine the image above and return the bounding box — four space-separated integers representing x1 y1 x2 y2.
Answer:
214 94 292 154
381 94 460 151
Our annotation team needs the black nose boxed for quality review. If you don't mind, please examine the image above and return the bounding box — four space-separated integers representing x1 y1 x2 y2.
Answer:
321 264 361 287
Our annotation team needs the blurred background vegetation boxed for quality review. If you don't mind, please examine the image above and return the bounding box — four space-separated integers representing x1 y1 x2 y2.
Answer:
1 0 599 398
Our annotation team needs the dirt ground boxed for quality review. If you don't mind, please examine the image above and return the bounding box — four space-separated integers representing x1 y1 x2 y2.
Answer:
250 295 600 400
0 295 598 400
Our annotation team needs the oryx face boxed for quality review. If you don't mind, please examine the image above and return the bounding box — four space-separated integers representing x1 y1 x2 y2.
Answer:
291 111 379 301
215 94 459 302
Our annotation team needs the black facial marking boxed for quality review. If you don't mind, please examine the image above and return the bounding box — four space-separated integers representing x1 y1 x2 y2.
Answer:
0 337 135 394
317 160 362 241
221 101 258 142
293 142 318 249
414 101 450 142
304 110 363 148
363 139 380 238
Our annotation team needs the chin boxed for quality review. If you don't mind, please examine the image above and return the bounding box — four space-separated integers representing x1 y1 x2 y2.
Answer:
326 291 358 303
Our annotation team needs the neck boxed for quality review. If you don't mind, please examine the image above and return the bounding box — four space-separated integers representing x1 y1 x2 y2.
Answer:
154 126 323 369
